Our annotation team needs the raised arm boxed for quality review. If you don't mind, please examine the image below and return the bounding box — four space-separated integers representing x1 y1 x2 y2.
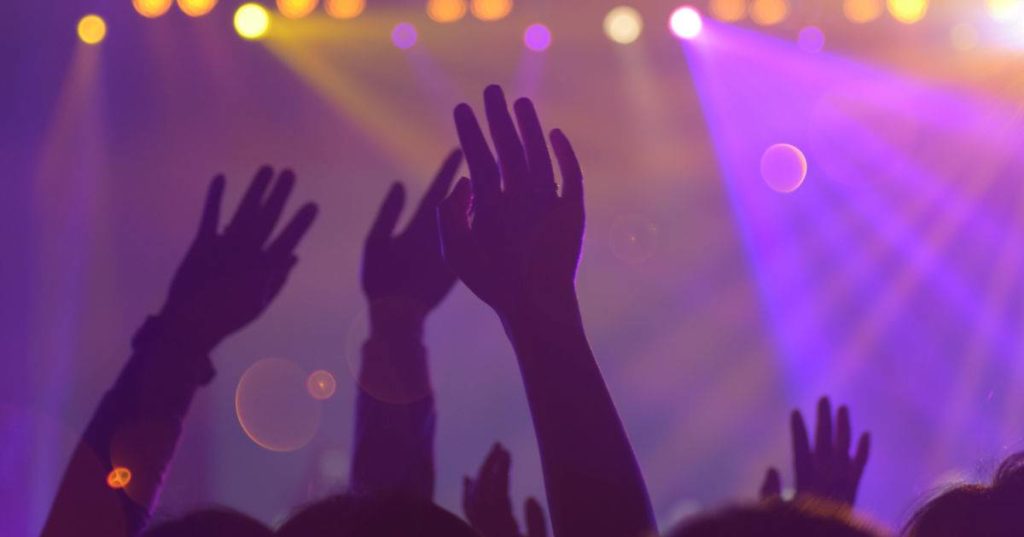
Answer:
349 151 462 500
437 85 656 537
42 168 317 537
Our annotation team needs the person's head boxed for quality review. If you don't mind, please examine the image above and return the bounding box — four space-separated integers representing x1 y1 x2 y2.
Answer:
668 498 886 537
276 493 480 537
142 507 273 537
903 452 1024 537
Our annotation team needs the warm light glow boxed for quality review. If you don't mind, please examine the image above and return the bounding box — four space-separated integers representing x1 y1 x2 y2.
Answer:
106 467 132 489
471 0 512 21
669 6 703 40
950 23 978 51
277 0 318 18
133 0 173 18
761 143 808 193
709 0 747 22
77 15 107 45
235 3 271 40
750 0 788 26
177 0 217 17
887 0 928 24
843 0 883 23
428 0 467 23
524 23 552 51
604 6 643 44
392 22 418 49
307 370 337 400
325 0 365 18
987 0 1024 22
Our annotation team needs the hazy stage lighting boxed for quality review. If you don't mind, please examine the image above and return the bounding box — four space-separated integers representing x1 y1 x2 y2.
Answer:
277 0 318 18
709 0 747 22
235 3 271 40
950 23 978 51
750 0 789 26
843 0 883 23
133 0 173 18
326 0 364 19
761 143 808 193
471 0 512 21
888 0 928 24
525 23 552 51
670 7 703 40
428 0 467 23
392 22 418 49
177 0 217 17
77 14 107 45
987 0 1024 22
604 6 643 44
798 26 825 52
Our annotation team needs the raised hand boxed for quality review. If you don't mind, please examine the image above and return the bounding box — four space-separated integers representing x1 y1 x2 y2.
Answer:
761 397 871 507
438 85 584 321
464 444 548 537
160 167 318 351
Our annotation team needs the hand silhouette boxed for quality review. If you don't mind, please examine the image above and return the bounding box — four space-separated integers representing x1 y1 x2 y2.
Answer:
761 397 871 507
160 167 318 351
362 150 463 317
463 443 547 537
438 85 584 319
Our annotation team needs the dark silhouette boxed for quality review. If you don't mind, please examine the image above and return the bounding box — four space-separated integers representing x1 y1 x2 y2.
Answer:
41 168 317 537
668 499 885 537
437 85 656 537
142 508 273 537
463 443 548 537
275 493 479 537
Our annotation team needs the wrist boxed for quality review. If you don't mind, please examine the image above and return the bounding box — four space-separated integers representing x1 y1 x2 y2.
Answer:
133 315 217 386
368 297 428 340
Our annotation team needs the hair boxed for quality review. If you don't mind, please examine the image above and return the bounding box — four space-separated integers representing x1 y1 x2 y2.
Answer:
668 498 886 537
903 452 1024 537
141 507 273 537
276 493 480 537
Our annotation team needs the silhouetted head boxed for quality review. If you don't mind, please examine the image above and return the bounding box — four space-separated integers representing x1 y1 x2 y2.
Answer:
903 452 1024 537
276 493 479 537
142 507 273 537
668 498 885 537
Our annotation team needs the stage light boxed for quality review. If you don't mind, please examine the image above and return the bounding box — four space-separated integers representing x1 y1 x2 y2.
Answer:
133 0 173 18
235 3 271 40
709 0 747 22
604 6 643 44
761 143 807 193
987 0 1024 22
306 370 337 400
843 0 883 23
392 22 418 49
471 0 512 21
798 26 824 52
524 23 552 51
177 0 217 17
278 0 318 18
750 0 788 26
669 6 703 40
428 0 467 23
77 15 107 45
326 0 364 19
950 23 978 51
106 467 131 489
887 0 927 24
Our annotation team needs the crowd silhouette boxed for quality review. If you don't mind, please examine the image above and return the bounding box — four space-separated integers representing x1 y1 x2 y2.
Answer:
36 85 1024 537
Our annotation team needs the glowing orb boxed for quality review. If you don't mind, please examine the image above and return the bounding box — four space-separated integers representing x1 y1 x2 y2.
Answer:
610 214 660 264
887 0 928 24
761 143 808 193
950 23 978 51
987 0 1024 22
277 0 318 18
471 0 512 21
307 370 337 400
235 3 271 40
428 0 467 23
177 0 217 17
751 0 789 26
326 0 364 19
843 0 883 23
524 23 552 51
235 358 323 452
604 6 643 45
133 0 173 18
106 467 132 489
669 7 703 40
77 15 107 45
392 22 418 49
709 0 747 22
798 26 825 53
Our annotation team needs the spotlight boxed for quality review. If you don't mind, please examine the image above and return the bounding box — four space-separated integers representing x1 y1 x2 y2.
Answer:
709 0 746 22
235 3 271 40
843 0 883 23
798 26 825 52
471 0 512 21
133 0 173 18
761 143 807 193
392 22 418 49
604 6 643 45
524 23 552 51
987 0 1024 22
77 14 107 45
278 0 318 18
325 0 364 19
177 0 217 17
428 0 467 23
887 0 928 24
751 0 789 26
669 6 703 40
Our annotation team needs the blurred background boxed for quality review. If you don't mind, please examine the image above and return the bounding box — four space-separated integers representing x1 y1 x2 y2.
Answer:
4 0 1024 534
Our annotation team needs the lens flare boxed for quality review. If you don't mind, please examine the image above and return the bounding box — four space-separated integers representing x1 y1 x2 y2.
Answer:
133 0 173 18
669 6 703 40
392 22 418 49
604 6 643 44
887 0 928 24
235 3 271 40
524 23 552 51
307 370 337 400
77 15 107 45
798 26 825 53
326 0 365 18
471 0 512 21
750 0 789 26
236 358 323 452
709 0 747 22
106 467 132 489
987 0 1024 22
177 0 217 17
428 0 467 23
761 143 808 193
843 0 883 23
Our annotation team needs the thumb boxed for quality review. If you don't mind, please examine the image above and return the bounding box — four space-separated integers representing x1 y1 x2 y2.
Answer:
524 497 547 537
761 467 782 500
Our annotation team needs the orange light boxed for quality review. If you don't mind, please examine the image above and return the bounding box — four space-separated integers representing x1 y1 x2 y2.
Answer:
77 15 107 45
428 0 467 23
177 0 218 17
277 0 318 18
887 0 928 24
133 0 173 18
843 0 883 23
750 0 788 25
106 467 132 489
325 0 364 18
471 0 512 21
709 0 747 22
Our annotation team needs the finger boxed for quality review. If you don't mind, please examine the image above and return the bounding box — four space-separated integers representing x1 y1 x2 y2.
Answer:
411 150 463 227
837 405 852 460
454 103 501 204
489 444 511 497
195 175 225 241
816 397 833 459
484 85 528 192
525 497 548 537
791 410 812 491
228 166 274 233
852 433 871 482
253 170 296 246
366 183 406 246
437 178 476 275
550 129 583 205
514 98 556 190
760 468 782 500
266 203 318 259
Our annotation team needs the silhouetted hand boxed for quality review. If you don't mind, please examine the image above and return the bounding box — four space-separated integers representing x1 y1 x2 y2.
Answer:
761 397 871 507
438 85 584 319
362 150 463 317
464 443 547 537
160 167 318 351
